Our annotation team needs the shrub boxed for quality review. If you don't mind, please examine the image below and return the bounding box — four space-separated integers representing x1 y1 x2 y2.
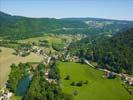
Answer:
73 90 78 96
76 81 83 86
12 52 18 55
71 81 83 87
21 52 30 57
84 80 88 84
64 75 70 80
71 81 77 86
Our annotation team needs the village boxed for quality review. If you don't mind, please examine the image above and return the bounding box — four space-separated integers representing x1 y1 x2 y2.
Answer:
0 41 133 100
26 44 133 88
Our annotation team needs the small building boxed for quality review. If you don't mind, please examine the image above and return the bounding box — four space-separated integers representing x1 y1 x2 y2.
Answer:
45 72 48 76
121 74 133 85
0 92 12 100
103 71 116 79
63 55 80 62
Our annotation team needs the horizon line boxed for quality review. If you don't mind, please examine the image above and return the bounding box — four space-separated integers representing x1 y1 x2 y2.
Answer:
1 10 133 22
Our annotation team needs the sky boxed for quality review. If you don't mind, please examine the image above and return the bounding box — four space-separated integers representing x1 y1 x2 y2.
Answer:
0 0 133 20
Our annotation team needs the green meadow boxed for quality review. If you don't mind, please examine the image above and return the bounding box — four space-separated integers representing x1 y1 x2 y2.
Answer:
58 62 132 100
18 34 73 45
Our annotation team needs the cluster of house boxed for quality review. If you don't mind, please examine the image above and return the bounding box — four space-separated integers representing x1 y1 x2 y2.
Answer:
32 46 43 55
83 59 133 86
44 69 57 84
121 74 133 86
0 89 12 100
65 55 79 62
16 49 30 56
32 46 51 64
99 68 117 79
101 69 133 86
102 71 116 79
14 46 31 57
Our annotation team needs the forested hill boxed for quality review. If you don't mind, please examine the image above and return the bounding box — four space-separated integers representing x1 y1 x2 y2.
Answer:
69 28 133 74
0 11 87 39
0 11 133 40
61 18 133 33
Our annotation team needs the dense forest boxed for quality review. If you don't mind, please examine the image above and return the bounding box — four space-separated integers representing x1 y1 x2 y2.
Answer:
0 11 133 40
69 28 133 74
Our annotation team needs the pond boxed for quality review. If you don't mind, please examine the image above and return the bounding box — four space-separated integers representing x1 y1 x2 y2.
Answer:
16 75 32 96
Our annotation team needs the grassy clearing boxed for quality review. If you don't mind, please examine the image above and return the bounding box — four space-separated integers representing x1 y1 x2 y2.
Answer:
0 47 43 89
58 62 132 100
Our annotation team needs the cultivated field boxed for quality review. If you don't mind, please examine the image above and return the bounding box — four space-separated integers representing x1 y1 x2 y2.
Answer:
0 47 43 89
58 62 132 100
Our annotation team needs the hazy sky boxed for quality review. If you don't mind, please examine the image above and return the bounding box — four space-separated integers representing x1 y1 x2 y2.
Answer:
0 0 133 20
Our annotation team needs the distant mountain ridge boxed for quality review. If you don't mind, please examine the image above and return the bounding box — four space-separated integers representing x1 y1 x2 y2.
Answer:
0 11 133 40
61 17 133 22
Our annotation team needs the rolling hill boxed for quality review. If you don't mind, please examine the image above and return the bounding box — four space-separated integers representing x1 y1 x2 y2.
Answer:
0 11 133 40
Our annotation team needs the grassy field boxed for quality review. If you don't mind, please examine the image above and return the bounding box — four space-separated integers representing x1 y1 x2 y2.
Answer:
18 34 73 52
58 62 132 100
0 47 43 89
18 34 73 44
